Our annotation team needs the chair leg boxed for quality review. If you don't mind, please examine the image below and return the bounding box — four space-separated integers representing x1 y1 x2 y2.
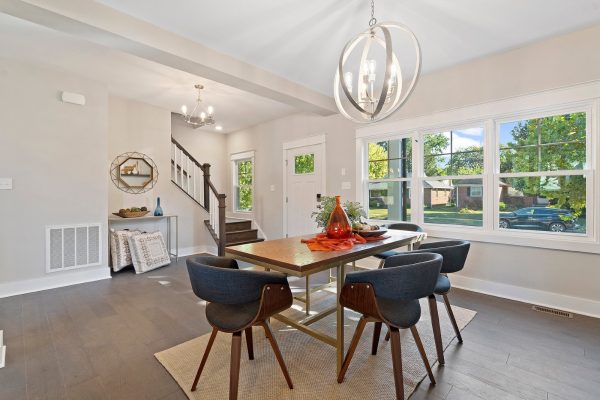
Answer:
371 321 382 355
389 327 404 400
229 331 242 400
385 330 390 342
410 326 436 385
191 327 218 391
428 294 445 365
245 327 254 360
443 293 463 343
338 317 367 383
261 322 293 389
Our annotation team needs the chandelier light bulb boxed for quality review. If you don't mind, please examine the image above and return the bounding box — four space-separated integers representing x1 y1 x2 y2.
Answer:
200 112 206 120
181 105 187 115
344 72 353 93
207 106 214 115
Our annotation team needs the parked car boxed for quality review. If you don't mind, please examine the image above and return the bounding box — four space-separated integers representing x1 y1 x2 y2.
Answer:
499 207 578 232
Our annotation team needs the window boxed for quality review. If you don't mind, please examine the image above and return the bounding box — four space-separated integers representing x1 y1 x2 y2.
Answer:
294 153 315 174
234 158 253 212
498 112 587 234
367 138 412 221
423 128 484 227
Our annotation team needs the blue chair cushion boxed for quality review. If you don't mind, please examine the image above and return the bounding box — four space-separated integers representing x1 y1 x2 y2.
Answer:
205 301 260 331
377 298 421 328
373 250 400 260
434 275 451 294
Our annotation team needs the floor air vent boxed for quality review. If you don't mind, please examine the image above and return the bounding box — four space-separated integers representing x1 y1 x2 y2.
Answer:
46 224 101 272
532 305 573 318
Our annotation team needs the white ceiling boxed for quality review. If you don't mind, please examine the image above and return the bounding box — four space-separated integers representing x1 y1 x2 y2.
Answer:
97 0 600 95
0 13 297 134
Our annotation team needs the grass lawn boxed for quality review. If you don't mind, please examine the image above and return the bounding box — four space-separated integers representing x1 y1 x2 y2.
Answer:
424 206 483 227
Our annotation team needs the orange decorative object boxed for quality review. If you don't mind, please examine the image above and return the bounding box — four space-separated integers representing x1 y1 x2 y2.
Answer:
301 233 389 252
325 195 353 239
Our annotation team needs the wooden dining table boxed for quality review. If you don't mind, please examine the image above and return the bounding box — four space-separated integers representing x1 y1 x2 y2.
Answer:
225 229 427 373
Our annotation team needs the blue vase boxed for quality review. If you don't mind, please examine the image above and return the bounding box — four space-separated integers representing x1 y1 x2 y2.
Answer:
154 197 164 216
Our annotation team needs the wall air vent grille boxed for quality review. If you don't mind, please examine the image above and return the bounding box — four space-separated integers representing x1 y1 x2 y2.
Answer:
46 224 102 273
532 305 573 318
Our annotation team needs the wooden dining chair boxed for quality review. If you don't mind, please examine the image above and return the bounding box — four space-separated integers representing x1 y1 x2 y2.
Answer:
337 252 443 400
408 240 470 364
186 256 294 400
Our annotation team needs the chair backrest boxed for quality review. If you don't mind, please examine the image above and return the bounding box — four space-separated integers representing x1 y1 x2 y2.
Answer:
386 222 423 232
344 253 442 301
411 240 470 273
186 256 288 305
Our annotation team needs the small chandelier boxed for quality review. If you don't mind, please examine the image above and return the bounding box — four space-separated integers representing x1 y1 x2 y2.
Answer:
334 0 421 123
180 84 215 128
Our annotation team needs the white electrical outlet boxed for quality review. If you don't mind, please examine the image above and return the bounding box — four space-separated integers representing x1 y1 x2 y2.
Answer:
0 178 12 190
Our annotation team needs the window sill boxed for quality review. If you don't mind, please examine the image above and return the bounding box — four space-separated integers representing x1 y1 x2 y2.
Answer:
421 224 600 254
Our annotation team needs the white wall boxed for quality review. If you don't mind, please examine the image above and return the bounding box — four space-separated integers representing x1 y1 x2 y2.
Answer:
225 24 600 316
226 113 357 237
0 59 110 297
108 98 227 255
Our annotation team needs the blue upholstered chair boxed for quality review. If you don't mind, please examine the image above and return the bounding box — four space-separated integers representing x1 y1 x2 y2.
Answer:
373 222 424 260
186 256 294 400
337 253 443 400
409 240 470 364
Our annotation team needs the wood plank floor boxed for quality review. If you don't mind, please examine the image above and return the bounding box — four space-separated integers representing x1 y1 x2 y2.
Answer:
1 256 599 400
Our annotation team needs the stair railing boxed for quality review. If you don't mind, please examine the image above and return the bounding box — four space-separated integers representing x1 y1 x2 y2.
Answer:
171 137 227 255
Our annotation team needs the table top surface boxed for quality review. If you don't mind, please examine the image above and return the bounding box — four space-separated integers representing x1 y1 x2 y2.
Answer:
108 215 176 221
225 230 426 274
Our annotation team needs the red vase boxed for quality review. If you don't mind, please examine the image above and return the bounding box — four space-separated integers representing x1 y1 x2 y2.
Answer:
326 196 353 239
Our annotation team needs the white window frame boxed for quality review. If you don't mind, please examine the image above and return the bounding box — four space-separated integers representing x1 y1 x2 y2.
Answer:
231 151 255 214
364 136 413 223
355 81 600 254
420 124 487 229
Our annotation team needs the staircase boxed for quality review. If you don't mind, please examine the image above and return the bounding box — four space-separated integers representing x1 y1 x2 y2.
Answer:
171 138 263 255
225 219 264 246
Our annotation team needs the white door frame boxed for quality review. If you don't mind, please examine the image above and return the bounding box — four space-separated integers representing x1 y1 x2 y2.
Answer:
282 134 327 237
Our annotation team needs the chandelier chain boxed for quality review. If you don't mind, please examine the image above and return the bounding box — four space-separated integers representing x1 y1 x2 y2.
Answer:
369 0 377 27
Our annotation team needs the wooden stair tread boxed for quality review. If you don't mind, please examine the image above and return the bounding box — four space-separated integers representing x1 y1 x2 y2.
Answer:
226 238 265 246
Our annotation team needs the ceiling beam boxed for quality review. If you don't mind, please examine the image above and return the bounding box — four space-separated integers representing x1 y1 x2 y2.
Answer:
0 0 337 116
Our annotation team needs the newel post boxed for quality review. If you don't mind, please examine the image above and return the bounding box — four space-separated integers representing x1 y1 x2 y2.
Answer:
202 163 211 211
218 194 227 256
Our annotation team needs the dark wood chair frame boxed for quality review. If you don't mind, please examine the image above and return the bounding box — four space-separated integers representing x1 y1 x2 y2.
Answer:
191 283 294 400
337 283 436 400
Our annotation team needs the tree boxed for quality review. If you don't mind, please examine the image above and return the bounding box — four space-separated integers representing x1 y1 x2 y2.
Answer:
368 142 388 179
500 112 586 215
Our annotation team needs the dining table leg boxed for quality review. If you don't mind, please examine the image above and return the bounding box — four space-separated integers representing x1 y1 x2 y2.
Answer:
336 262 346 373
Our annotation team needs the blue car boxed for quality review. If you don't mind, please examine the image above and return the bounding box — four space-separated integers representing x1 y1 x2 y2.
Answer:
499 207 578 232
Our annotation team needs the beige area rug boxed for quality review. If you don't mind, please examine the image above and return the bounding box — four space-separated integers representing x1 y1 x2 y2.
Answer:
155 294 476 400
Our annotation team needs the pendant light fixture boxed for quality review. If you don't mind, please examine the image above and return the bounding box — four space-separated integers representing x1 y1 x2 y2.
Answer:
180 84 216 128
334 0 421 123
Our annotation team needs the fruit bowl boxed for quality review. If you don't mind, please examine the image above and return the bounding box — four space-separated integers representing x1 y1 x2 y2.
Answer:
113 210 150 218
353 228 388 237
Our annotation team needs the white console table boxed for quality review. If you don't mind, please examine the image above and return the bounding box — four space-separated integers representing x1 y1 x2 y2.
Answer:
108 215 179 261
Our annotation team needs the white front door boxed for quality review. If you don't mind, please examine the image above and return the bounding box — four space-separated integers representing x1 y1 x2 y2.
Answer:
285 143 324 237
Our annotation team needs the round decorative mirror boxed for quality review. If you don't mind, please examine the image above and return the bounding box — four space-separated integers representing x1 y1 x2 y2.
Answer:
110 152 158 194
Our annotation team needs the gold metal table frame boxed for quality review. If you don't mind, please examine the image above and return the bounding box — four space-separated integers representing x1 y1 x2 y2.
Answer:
226 230 426 372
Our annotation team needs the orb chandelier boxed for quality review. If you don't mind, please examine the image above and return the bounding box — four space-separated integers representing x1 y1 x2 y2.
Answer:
180 84 216 128
334 0 421 123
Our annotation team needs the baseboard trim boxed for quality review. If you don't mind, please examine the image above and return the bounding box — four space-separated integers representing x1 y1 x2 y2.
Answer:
178 245 218 257
0 266 111 299
452 274 600 319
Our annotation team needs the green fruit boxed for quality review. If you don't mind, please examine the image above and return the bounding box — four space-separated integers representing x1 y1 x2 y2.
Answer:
141 206 148 212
